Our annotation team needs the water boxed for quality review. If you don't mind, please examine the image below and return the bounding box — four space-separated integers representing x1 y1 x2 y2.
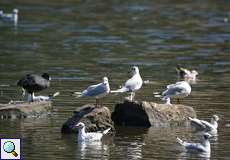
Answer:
1 0 230 159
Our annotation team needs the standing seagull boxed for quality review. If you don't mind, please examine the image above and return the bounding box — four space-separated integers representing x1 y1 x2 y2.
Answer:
189 115 219 134
110 66 143 101
17 73 51 102
0 8 18 25
176 65 198 81
73 77 110 108
176 133 211 154
161 81 191 105
76 122 111 142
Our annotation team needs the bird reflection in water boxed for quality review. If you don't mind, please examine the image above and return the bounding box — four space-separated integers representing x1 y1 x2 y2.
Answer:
76 141 109 160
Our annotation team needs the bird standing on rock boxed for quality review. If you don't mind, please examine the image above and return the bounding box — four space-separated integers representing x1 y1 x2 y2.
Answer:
17 73 51 102
73 77 110 108
160 81 191 105
110 66 143 101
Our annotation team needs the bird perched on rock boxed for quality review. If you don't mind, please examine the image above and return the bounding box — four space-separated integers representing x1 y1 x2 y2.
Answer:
110 66 143 101
73 77 110 108
17 73 51 102
159 81 191 105
176 65 198 82
176 133 211 154
76 122 111 142
189 115 219 134
0 8 18 25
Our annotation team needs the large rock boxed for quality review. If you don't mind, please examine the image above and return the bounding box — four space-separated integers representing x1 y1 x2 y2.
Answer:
61 104 114 134
111 101 196 127
0 101 52 119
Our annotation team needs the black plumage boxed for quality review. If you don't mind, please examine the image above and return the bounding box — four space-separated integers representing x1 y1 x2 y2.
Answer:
17 73 51 101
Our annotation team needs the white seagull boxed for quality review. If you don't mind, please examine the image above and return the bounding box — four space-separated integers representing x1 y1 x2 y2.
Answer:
0 8 18 25
76 122 111 142
73 77 110 108
176 133 211 153
32 92 60 101
176 65 198 82
189 115 219 134
110 66 143 101
161 81 191 105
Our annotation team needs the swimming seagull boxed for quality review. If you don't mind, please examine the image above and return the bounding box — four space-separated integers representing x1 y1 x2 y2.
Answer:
189 115 219 134
76 122 111 142
110 66 143 101
0 8 18 25
160 81 191 105
176 65 198 81
17 73 51 102
73 77 110 108
176 133 211 153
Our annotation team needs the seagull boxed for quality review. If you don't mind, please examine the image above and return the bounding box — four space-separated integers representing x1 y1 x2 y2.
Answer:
176 65 198 82
161 81 191 105
176 133 211 153
110 66 143 101
189 115 219 134
17 73 51 102
73 77 110 108
76 122 111 142
0 8 18 25
32 92 60 101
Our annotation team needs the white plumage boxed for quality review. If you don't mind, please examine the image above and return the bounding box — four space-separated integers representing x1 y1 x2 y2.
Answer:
176 65 198 83
176 133 211 153
0 8 18 25
76 122 111 142
73 77 110 107
189 115 219 134
110 66 143 101
161 81 191 105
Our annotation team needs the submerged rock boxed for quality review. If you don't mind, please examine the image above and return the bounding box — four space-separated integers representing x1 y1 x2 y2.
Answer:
61 104 114 134
111 101 196 127
0 101 52 119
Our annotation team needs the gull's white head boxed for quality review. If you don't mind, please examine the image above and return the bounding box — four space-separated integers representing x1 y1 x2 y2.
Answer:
131 66 139 75
212 115 219 122
191 70 198 76
103 77 109 84
203 133 212 140
76 122 85 129
13 9 18 14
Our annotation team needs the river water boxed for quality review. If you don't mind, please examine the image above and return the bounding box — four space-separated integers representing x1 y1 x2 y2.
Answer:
0 0 230 159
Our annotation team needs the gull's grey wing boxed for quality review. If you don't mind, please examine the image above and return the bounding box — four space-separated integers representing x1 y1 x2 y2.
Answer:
185 143 205 152
83 83 106 97
162 87 184 96
200 120 215 130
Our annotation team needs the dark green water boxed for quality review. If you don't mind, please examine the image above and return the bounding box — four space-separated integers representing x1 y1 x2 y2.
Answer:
1 0 230 159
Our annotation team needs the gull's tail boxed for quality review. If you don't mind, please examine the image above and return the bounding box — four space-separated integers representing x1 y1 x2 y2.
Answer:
176 138 185 146
176 65 186 72
72 92 82 98
52 92 60 98
153 92 161 98
103 128 111 135
110 87 128 93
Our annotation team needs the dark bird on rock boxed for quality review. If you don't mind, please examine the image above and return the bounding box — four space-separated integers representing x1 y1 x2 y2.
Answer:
17 73 51 102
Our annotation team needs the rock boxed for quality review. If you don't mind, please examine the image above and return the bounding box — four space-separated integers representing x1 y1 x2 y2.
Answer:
61 104 114 134
0 101 52 119
111 101 196 127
